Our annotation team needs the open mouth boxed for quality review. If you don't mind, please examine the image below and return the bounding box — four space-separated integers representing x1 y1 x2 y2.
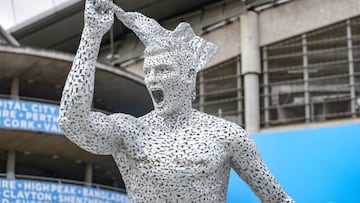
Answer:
151 88 164 104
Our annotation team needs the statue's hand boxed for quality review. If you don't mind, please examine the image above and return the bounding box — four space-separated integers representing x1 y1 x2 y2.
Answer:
84 0 114 37
112 2 125 18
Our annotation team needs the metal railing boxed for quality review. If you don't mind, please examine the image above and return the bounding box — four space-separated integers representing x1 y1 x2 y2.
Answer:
260 15 360 127
193 56 244 127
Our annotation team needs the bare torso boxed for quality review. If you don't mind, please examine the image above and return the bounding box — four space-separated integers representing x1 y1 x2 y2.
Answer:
113 110 236 202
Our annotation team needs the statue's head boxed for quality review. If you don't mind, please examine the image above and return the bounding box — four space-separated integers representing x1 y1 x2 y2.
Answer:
115 10 217 117
143 38 197 117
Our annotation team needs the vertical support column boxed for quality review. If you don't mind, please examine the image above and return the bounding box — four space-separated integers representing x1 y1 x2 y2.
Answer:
241 11 260 132
199 71 205 112
262 47 270 127
11 77 19 99
346 20 356 117
84 163 93 186
236 58 243 126
6 150 16 179
302 34 311 122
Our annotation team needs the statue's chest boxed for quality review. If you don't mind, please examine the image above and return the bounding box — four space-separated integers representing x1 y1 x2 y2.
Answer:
125 128 229 175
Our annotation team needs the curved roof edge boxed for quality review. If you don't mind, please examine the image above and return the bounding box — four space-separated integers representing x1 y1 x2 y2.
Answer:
0 26 20 46
0 44 145 85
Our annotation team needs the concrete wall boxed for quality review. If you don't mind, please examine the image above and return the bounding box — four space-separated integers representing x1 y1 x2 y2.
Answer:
259 0 360 46
203 21 241 68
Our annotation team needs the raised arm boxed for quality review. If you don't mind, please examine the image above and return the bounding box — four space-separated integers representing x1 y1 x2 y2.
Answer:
59 0 134 155
230 127 294 203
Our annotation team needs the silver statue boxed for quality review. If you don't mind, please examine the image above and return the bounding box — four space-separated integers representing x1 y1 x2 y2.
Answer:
59 0 294 202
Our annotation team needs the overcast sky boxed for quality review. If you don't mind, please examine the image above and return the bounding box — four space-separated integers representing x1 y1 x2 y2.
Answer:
0 0 72 30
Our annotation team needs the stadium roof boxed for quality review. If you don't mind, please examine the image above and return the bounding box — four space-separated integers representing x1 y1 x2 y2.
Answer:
9 0 226 53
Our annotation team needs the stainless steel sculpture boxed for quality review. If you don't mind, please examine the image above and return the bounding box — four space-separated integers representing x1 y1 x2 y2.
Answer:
59 0 295 202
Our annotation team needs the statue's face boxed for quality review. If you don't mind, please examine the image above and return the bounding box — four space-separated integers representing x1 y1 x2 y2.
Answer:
144 52 194 117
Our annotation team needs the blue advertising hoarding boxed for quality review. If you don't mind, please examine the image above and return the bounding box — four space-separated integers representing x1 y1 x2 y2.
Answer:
0 98 62 135
0 178 128 203
227 123 360 203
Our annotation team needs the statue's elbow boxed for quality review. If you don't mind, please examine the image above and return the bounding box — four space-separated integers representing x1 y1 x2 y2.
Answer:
58 115 71 132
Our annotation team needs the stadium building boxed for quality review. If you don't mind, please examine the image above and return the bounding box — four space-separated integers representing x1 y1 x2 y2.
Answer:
1 0 360 202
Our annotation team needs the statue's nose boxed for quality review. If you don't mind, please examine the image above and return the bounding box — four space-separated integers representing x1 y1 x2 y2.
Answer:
145 70 160 85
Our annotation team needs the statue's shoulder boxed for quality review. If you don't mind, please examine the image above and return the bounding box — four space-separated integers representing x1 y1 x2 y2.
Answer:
192 110 245 136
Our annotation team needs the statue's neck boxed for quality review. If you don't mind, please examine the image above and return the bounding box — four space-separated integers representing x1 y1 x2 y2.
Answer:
159 103 193 130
